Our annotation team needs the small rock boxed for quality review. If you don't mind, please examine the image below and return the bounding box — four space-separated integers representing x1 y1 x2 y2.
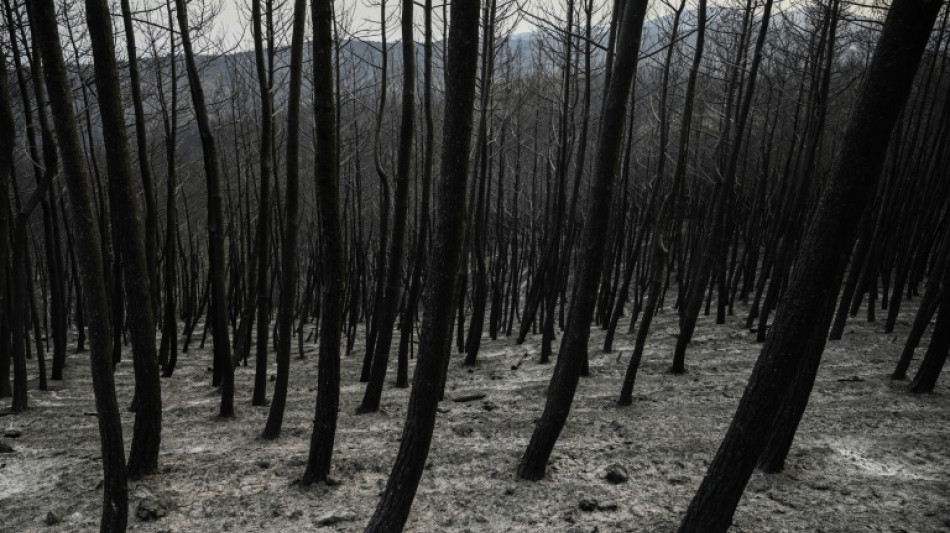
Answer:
4 429 22 438
579 499 598 512
596 501 618 512
257 460 271 469
314 510 356 526
136 499 167 522
451 425 474 437
452 392 487 403
45 511 62 525
605 464 628 484
288 510 303 520
0 441 13 454
482 401 497 412
748 476 770 493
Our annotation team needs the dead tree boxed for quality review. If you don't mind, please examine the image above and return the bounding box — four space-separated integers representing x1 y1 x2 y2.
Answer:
174 0 235 417
677 1 943 530
300 0 346 482
31 0 129 528
363 0 480 528
517 0 650 481
358 0 416 414
85 0 163 479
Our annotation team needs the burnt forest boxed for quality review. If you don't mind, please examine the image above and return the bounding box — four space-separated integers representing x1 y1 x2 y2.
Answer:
1 0 949 531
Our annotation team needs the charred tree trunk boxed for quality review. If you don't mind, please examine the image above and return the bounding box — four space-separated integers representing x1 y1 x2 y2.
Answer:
85 0 163 479
363 0 480 528
678 2 942 530
300 0 345 482
32 0 129 528
175 0 235 417
358 0 415 413
518 0 649 481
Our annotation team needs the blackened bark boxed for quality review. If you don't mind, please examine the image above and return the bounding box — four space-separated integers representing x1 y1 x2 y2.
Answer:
518 0 649 481
909 260 950 393
85 0 163 479
174 0 235 417
300 0 345 482
678 1 943 530
31 0 129 528
120 0 159 317
357 0 415 413
250 0 274 407
362 0 480 528
262 0 306 441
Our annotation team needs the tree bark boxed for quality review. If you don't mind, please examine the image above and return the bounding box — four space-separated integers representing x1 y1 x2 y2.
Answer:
362 0 480 528
85 0 163 480
174 0 235 417
31 0 129 528
300 0 345 482
518 0 649 481
678 1 943 530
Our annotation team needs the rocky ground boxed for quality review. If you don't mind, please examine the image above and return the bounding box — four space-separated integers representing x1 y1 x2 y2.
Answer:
2 305 949 533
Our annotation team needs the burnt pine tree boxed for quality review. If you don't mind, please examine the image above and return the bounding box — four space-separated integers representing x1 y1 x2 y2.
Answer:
300 0 346 482
395 0 436 388
909 258 950 393
174 0 235 417
249 0 274 407
357 0 416 414
517 0 650 481
362 0 480 529
85 0 163 479
31 0 129 529
677 1 944 531
158 0 181 378
262 0 307 440
618 0 707 404
119 0 159 316
0 48 9 400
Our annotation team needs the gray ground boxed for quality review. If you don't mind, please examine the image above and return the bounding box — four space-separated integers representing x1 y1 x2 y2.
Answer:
2 305 949 533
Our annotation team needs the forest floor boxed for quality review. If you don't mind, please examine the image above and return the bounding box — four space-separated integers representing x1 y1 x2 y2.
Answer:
2 305 949 533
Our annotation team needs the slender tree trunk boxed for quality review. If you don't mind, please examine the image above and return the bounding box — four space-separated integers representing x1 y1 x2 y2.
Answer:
909 260 950 393
174 0 235 417
250 0 274 407
300 0 345 482
358 0 415 413
518 0 649 481
119 0 159 317
396 0 435 388
261 0 306 441
31 0 129 528
362 0 480 528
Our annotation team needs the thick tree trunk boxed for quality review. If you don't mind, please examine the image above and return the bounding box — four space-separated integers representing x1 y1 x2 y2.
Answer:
362 0 480 528
31 0 129 528
678 2 942 530
85 0 163 479
300 0 345 482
